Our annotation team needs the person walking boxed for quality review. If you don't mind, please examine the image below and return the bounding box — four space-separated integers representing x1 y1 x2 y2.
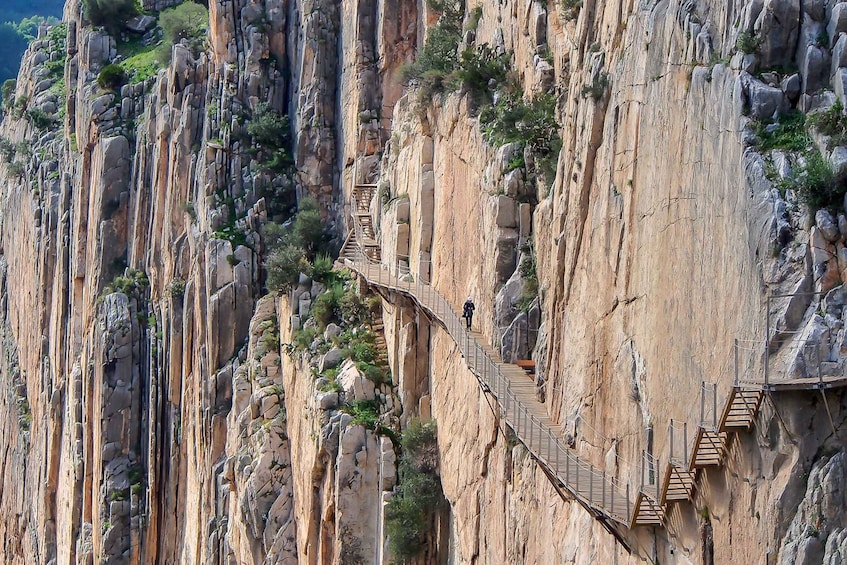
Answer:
463 297 475 330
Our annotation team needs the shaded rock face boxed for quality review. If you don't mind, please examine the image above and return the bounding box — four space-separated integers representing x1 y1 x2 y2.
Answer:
0 0 408 562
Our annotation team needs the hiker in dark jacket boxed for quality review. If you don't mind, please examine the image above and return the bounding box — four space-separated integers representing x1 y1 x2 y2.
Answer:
463 297 475 330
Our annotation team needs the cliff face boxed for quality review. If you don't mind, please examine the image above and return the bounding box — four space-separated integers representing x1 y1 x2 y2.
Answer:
1 0 847 563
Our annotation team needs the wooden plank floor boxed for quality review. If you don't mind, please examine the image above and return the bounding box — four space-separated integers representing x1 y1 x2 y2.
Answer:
349 260 632 523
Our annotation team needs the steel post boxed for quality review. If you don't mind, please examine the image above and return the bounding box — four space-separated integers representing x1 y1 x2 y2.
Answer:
765 295 771 388
669 421 674 462
602 471 607 507
656 457 660 500
712 384 717 429
734 338 739 386
590 467 594 503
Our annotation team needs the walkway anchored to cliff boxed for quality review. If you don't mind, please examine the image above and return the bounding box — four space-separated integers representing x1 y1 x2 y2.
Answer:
339 182 847 535
340 183 632 528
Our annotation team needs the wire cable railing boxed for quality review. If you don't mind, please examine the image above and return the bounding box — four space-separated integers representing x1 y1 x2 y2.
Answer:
343 185 633 525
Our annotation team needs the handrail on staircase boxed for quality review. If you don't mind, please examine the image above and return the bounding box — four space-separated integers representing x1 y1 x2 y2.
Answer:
342 244 632 524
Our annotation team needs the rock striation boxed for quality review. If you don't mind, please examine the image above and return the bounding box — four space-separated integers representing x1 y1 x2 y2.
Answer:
1 0 847 563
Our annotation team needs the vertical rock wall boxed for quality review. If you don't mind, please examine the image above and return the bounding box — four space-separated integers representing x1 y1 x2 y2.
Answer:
1 0 847 563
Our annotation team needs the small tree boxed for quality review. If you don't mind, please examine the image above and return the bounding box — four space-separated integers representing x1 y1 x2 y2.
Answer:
1 79 15 109
83 0 137 34
265 239 308 292
160 1 209 43
97 64 126 90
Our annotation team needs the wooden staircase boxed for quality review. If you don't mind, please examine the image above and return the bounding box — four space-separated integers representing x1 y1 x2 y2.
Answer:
335 164 847 536
720 387 764 432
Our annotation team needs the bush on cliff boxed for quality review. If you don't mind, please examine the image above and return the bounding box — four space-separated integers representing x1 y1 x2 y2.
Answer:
83 0 137 34
263 198 332 292
158 1 209 62
97 64 126 91
385 419 443 561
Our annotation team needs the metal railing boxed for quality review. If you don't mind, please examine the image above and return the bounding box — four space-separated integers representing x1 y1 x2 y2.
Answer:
735 339 829 388
342 241 632 524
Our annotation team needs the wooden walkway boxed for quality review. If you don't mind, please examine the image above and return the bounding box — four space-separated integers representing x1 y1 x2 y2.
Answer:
341 184 632 527
340 182 847 533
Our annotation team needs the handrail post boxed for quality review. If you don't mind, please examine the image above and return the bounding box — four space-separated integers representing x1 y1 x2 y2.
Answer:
684 421 688 464
602 470 606 508
611 476 615 515
575 456 579 492
765 295 771 388
555 438 559 473
817 346 823 388
734 338 739 386
669 421 674 463
700 382 705 426
626 483 631 520
712 383 717 429
640 451 644 492
656 457 660 500
589 465 594 503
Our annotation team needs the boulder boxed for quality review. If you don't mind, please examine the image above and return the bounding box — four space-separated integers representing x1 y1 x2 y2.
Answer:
830 145 847 182
755 0 801 69
337 359 376 401
126 15 157 34
829 4 847 42
493 195 517 228
831 33 847 76
747 77 786 119
319 347 344 372
816 209 840 242
503 169 524 198
834 68 847 105
800 45 829 96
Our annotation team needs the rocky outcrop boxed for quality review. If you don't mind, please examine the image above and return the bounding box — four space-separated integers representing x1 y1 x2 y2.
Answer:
3 0 847 563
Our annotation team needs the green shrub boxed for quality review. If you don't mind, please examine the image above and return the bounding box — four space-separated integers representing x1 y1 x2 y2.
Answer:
167 278 186 298
27 108 54 130
344 399 379 429
247 102 291 148
753 111 810 151
1 79 15 108
97 64 126 90
807 102 847 148
581 72 609 100
292 326 317 351
453 44 510 106
560 0 583 20
246 102 293 172
480 90 562 178
293 200 325 256
772 149 841 209
736 31 759 54
309 253 335 283
385 419 443 561
311 282 345 328
160 1 209 44
401 0 463 101
266 240 308 292
83 0 137 34
465 5 483 31
102 268 149 299
7 160 24 177
789 150 842 209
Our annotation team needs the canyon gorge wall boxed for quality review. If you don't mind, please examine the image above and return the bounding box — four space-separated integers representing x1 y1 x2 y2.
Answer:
0 0 846 563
